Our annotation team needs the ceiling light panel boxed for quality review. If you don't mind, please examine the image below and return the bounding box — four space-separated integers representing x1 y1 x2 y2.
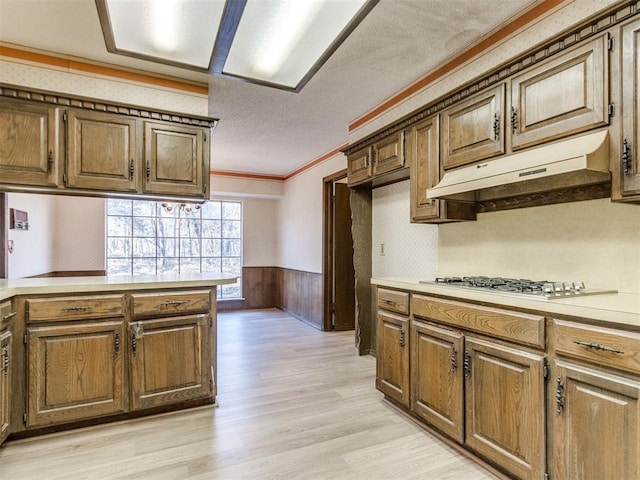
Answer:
223 0 369 89
104 0 225 69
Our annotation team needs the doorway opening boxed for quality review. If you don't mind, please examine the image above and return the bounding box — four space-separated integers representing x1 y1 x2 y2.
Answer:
322 169 355 332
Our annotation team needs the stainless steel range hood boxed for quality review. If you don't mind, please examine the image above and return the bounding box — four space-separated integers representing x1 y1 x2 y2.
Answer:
427 130 611 202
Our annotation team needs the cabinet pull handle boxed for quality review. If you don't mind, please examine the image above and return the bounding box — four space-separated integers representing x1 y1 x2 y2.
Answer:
510 107 517 135
61 306 93 312
363 154 369 168
493 113 500 140
2 345 8 375
1 312 16 321
573 340 624 355
382 299 396 306
129 159 134 180
146 160 151 180
399 329 405 349
132 333 137 354
555 377 564 415
47 150 54 173
450 347 458 372
114 333 120 354
463 350 471 378
622 139 632 175
159 300 187 307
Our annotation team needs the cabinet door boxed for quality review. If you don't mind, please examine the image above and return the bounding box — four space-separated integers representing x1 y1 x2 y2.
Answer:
552 360 640 480
143 122 208 198
0 98 60 187
408 115 476 223
0 330 11 445
27 321 125 427
372 131 405 176
441 83 505 169
510 35 608 150
411 321 463 442
619 19 640 198
464 337 545 480
347 146 372 186
66 109 139 192
129 314 211 410
376 311 409 407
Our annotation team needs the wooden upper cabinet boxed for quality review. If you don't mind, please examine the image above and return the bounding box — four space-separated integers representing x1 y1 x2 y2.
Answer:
143 122 209 198
372 131 405 176
66 109 139 192
347 145 372 186
552 360 640 480
619 19 640 199
464 337 546 480
441 83 505 170
510 35 609 151
408 115 476 223
0 98 60 187
411 320 464 443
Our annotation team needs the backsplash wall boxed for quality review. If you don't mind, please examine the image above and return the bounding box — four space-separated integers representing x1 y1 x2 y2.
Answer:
372 180 438 279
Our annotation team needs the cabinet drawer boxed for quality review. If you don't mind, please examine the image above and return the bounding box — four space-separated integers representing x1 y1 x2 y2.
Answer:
552 319 640 375
411 294 545 348
27 295 125 322
0 300 17 328
377 288 409 315
131 290 211 317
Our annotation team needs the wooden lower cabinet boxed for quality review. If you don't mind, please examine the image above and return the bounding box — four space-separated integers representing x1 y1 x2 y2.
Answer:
552 360 640 480
27 320 125 427
0 329 11 444
464 337 546 480
410 320 463 442
376 310 410 407
129 314 211 410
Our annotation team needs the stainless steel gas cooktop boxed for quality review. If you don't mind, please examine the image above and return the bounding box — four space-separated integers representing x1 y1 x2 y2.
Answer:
418 276 617 300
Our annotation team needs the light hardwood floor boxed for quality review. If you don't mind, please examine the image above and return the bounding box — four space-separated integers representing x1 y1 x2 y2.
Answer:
0 309 499 479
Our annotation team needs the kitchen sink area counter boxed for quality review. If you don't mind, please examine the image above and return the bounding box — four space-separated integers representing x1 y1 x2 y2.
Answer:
0 273 237 446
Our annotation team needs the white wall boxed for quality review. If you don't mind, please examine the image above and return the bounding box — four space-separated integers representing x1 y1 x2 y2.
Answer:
7 193 56 278
278 154 347 273
372 180 438 279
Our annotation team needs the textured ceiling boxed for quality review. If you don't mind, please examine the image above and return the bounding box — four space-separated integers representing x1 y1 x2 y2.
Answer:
0 0 539 176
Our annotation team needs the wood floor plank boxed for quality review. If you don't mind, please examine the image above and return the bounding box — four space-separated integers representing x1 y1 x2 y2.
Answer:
0 308 499 479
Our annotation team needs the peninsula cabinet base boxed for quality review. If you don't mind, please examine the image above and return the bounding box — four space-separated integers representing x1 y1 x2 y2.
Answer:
381 395 514 480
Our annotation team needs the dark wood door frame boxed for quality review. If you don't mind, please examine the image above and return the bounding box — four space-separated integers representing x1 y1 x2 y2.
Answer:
0 193 6 278
322 169 348 332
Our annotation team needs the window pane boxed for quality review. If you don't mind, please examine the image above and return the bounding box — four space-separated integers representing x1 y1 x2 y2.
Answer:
223 202 241 220
180 258 201 273
107 216 132 236
222 239 241 256
159 204 179 218
157 238 177 257
133 217 156 237
202 238 221 257
221 282 241 298
158 218 177 237
222 257 241 276
222 220 241 238
107 258 132 275
180 218 201 238
107 199 132 216
201 201 221 219
158 257 179 274
180 239 201 257
108 238 131 258
202 219 221 237
133 258 156 275
133 237 156 257
132 200 156 216
202 257 221 273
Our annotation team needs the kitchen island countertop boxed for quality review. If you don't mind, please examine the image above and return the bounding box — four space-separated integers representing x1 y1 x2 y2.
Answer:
0 273 238 302
372 277 640 329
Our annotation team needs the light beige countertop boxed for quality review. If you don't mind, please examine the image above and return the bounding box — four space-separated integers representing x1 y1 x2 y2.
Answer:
0 273 237 302
372 277 640 328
